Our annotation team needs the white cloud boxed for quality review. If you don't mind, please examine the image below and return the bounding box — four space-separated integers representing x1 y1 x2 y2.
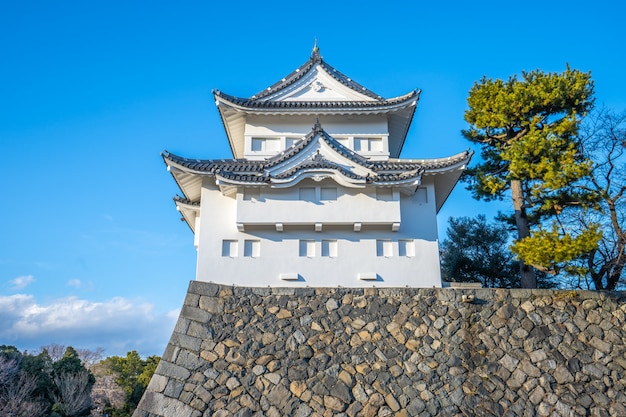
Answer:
0 294 178 357
67 279 82 288
9 275 35 290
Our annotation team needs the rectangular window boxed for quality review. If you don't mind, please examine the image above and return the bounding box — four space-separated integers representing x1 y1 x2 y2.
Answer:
399 240 415 257
376 188 393 201
369 138 383 152
299 187 316 201
299 240 315 257
251 138 280 152
320 187 337 201
322 240 338 257
376 240 393 257
222 240 238 257
285 137 299 148
244 240 260 257
354 137 368 152
251 138 264 152
354 137 383 152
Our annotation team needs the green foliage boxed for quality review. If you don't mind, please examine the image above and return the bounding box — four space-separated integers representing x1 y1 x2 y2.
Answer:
100 350 160 416
441 215 520 288
511 223 601 275
463 66 599 284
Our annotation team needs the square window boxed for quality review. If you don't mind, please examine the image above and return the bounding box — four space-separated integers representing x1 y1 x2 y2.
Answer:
244 240 260 257
251 138 264 152
399 240 415 257
222 240 238 257
354 137 368 152
322 240 338 257
369 138 383 152
376 240 393 257
299 240 315 257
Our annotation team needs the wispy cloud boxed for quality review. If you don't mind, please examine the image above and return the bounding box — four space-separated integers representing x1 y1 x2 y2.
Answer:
0 294 178 357
67 279 82 288
9 275 35 290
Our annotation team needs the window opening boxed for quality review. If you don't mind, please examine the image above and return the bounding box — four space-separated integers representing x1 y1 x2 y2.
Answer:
244 240 260 257
322 240 338 257
376 240 393 257
222 240 238 257
399 240 415 257
299 240 315 257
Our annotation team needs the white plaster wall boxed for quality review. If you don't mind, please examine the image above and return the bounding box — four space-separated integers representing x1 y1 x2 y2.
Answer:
243 114 390 160
245 114 388 136
195 179 442 288
237 181 401 226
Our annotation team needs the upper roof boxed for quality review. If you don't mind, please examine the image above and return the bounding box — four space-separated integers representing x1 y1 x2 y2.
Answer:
164 123 471 219
214 47 420 159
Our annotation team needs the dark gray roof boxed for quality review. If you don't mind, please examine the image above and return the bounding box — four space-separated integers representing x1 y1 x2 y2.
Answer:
173 196 200 206
163 125 470 186
214 89 419 110
250 49 384 101
213 49 420 110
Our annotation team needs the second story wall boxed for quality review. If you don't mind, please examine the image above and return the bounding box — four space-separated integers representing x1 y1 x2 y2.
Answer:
244 114 389 160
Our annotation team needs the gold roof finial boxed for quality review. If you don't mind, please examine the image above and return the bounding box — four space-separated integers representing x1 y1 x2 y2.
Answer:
312 38 319 54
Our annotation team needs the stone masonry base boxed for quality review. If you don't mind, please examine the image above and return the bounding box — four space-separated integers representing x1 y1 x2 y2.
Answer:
133 282 626 417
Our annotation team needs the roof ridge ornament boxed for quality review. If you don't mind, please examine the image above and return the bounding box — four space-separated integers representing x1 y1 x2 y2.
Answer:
313 118 323 132
311 38 321 62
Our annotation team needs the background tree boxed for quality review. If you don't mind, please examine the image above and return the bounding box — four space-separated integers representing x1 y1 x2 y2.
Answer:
50 347 95 417
441 215 520 287
51 370 93 417
98 351 160 417
0 346 48 417
464 67 599 288
564 108 626 290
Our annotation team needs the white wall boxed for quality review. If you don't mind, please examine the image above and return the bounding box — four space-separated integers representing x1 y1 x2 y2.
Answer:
237 179 401 226
243 114 390 160
195 178 442 288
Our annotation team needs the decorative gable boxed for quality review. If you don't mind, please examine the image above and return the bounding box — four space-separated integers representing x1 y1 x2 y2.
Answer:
214 48 419 159
258 65 379 102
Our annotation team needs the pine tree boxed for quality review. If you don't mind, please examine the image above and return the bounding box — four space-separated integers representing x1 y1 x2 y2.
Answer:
463 66 599 287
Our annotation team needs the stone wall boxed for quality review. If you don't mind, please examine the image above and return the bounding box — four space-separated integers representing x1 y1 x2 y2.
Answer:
133 282 626 417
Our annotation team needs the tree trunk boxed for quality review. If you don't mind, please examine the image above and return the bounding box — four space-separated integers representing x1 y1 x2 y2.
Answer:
511 179 537 288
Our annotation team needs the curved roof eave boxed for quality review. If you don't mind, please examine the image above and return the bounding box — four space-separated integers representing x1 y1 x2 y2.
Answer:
213 89 420 113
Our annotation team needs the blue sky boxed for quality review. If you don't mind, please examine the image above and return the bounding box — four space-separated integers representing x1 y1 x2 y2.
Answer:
1 1 625 357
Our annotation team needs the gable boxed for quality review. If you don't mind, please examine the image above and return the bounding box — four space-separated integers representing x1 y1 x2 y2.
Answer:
258 64 379 103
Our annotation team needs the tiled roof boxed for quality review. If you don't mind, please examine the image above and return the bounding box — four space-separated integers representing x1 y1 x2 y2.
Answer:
173 196 200 206
214 90 419 110
263 122 372 169
250 49 384 101
273 153 367 181
162 129 471 187
163 151 264 173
